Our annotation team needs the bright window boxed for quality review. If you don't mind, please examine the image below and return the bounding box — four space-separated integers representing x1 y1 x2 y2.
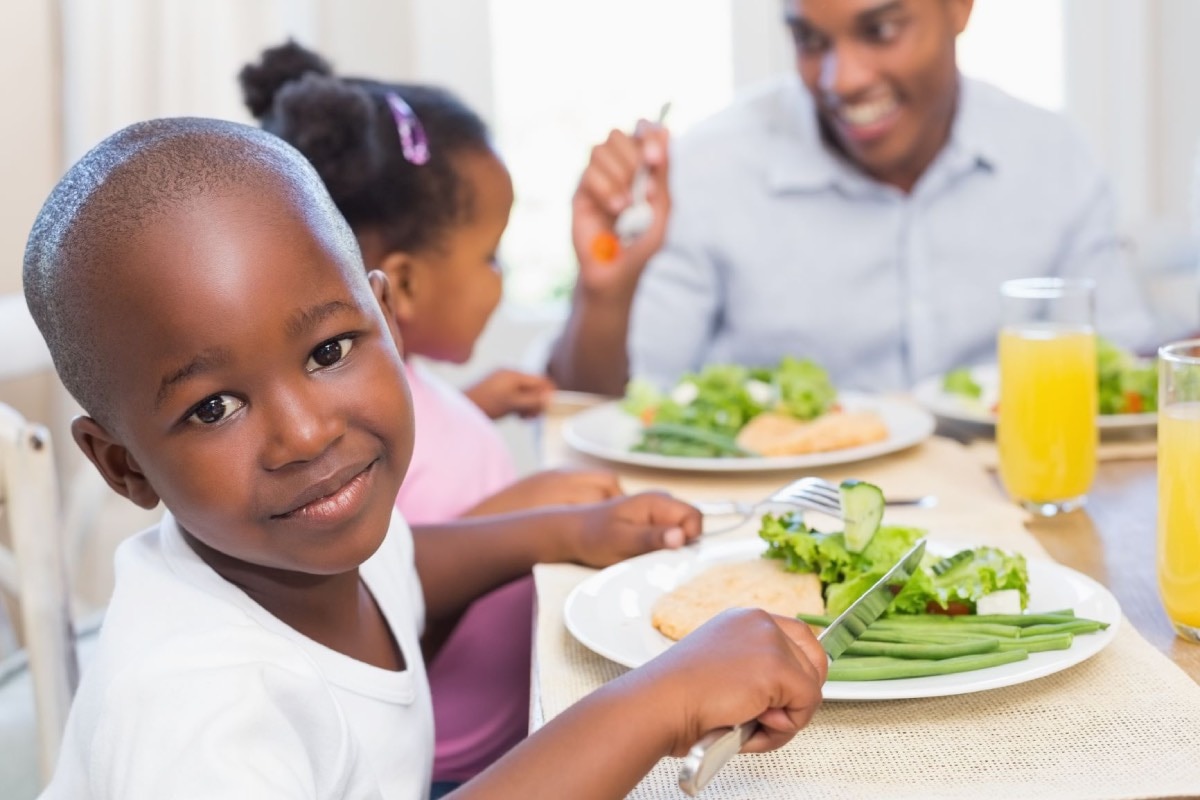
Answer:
957 0 1065 111
488 0 736 305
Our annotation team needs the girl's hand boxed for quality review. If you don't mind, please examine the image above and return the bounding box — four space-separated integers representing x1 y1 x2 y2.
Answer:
571 124 671 301
567 491 701 567
465 468 623 517
465 368 556 420
639 608 828 757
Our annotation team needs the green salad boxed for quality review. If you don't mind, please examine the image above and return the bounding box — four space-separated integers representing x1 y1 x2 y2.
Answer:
942 336 1157 415
758 480 1109 682
760 512 1029 617
622 357 837 457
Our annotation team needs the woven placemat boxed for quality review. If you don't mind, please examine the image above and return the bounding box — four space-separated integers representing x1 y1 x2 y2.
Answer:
532 436 1200 799
967 438 1158 470
534 562 1200 799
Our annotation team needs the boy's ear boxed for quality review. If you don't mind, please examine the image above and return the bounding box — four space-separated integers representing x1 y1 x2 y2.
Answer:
70 416 161 509
367 270 406 354
376 250 419 324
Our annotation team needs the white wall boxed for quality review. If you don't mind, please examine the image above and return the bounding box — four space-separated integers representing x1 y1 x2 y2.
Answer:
0 3 59 295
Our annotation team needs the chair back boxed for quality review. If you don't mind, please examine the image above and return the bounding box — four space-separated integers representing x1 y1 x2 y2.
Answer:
0 402 78 784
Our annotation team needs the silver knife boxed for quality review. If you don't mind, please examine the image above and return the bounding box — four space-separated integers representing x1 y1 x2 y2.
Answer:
677 539 927 797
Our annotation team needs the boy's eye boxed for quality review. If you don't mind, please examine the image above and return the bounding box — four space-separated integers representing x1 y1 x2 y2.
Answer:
188 394 245 426
307 336 355 371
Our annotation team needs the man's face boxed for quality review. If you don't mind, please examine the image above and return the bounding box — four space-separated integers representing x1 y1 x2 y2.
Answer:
92 183 414 578
786 0 973 191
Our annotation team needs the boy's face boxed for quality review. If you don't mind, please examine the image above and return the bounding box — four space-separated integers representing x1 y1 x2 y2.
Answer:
785 0 972 191
78 183 414 576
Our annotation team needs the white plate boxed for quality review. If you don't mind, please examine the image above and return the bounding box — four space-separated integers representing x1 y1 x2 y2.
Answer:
563 538 1121 701
912 364 1156 431
561 392 936 473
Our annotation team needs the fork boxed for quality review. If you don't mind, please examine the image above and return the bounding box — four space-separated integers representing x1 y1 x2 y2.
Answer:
695 476 936 535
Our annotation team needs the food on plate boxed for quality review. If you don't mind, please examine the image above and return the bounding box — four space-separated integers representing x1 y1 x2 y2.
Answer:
650 558 824 641
755 481 1109 681
1096 337 1156 414
760 510 1030 617
941 337 1156 416
622 358 888 458
942 366 983 400
839 479 886 552
735 410 888 456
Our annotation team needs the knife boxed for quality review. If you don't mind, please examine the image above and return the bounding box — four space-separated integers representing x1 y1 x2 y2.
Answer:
676 539 927 797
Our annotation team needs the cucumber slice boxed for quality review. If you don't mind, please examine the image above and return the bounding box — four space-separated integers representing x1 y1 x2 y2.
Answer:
840 479 885 553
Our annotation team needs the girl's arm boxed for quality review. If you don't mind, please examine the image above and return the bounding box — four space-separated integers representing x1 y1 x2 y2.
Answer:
411 492 698 628
451 609 829 799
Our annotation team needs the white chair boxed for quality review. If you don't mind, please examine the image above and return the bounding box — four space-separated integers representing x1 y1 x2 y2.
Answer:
0 401 78 785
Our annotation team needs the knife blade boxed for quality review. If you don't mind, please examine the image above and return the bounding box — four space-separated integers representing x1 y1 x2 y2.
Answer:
677 539 927 797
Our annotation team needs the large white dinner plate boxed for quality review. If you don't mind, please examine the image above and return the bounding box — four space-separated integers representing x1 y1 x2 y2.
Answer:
563 538 1121 701
561 392 935 473
912 364 1156 431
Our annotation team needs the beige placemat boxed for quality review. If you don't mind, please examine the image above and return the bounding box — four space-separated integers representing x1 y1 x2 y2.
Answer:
967 437 1158 470
532 437 1200 800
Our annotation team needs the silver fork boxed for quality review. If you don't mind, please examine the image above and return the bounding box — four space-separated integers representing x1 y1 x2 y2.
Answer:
695 476 936 535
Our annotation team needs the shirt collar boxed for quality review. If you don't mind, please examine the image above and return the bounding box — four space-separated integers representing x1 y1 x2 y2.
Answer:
766 73 996 196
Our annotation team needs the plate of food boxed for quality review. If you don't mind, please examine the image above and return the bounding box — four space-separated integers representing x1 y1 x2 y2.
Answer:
563 508 1120 701
913 338 1157 431
561 358 935 472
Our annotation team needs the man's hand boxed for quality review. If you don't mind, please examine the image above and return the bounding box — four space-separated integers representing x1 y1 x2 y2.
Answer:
571 124 671 301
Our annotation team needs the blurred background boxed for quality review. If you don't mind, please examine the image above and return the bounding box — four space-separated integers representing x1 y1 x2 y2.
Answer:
1 0 1199 793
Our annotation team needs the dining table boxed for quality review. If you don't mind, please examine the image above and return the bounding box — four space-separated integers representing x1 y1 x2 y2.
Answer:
528 395 1200 800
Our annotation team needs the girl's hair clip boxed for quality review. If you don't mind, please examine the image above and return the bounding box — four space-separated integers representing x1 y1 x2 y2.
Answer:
385 92 431 165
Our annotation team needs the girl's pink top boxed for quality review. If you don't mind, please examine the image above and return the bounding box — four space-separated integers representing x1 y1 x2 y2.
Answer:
394 360 528 783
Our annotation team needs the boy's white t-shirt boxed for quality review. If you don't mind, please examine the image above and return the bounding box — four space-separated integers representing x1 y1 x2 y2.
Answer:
42 510 434 800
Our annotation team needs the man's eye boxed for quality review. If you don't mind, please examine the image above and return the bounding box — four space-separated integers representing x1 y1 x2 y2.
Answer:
187 394 245 425
791 25 829 54
307 336 356 371
865 19 902 43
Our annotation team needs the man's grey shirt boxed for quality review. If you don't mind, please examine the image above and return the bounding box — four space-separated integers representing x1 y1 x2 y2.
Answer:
629 74 1155 391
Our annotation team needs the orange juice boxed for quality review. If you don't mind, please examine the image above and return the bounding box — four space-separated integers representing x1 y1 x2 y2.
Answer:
1158 403 1200 632
997 325 1097 506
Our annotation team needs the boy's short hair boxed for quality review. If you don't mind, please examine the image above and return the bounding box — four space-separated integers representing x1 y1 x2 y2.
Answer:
23 117 356 427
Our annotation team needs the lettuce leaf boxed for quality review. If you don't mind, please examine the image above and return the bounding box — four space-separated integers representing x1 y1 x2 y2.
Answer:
759 515 1028 616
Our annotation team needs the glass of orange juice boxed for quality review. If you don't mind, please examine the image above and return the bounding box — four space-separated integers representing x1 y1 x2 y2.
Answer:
996 278 1097 516
1158 339 1200 641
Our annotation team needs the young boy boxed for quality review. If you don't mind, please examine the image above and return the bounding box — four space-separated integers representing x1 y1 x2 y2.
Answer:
24 117 827 799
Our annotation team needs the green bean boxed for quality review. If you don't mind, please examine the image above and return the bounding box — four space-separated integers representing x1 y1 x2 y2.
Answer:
1021 620 1108 636
948 613 1079 627
829 650 1029 681
870 619 1022 638
994 633 1073 653
842 638 999 660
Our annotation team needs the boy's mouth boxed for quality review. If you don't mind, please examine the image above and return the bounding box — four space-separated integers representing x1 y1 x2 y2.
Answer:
272 460 378 522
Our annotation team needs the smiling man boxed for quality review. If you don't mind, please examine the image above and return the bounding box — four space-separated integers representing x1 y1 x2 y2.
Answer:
551 0 1155 395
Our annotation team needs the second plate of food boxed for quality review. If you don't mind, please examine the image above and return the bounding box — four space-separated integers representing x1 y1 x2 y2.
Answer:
912 364 1156 431
561 392 935 472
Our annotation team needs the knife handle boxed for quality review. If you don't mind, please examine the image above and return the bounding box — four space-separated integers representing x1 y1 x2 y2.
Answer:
677 721 757 796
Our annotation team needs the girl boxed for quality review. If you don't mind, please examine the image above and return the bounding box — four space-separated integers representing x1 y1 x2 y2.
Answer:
239 41 646 793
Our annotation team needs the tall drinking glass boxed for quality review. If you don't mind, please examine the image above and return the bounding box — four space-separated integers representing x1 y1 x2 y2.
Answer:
996 278 1097 516
1158 339 1200 642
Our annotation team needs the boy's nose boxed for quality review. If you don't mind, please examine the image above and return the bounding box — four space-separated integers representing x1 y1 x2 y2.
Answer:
260 382 345 470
